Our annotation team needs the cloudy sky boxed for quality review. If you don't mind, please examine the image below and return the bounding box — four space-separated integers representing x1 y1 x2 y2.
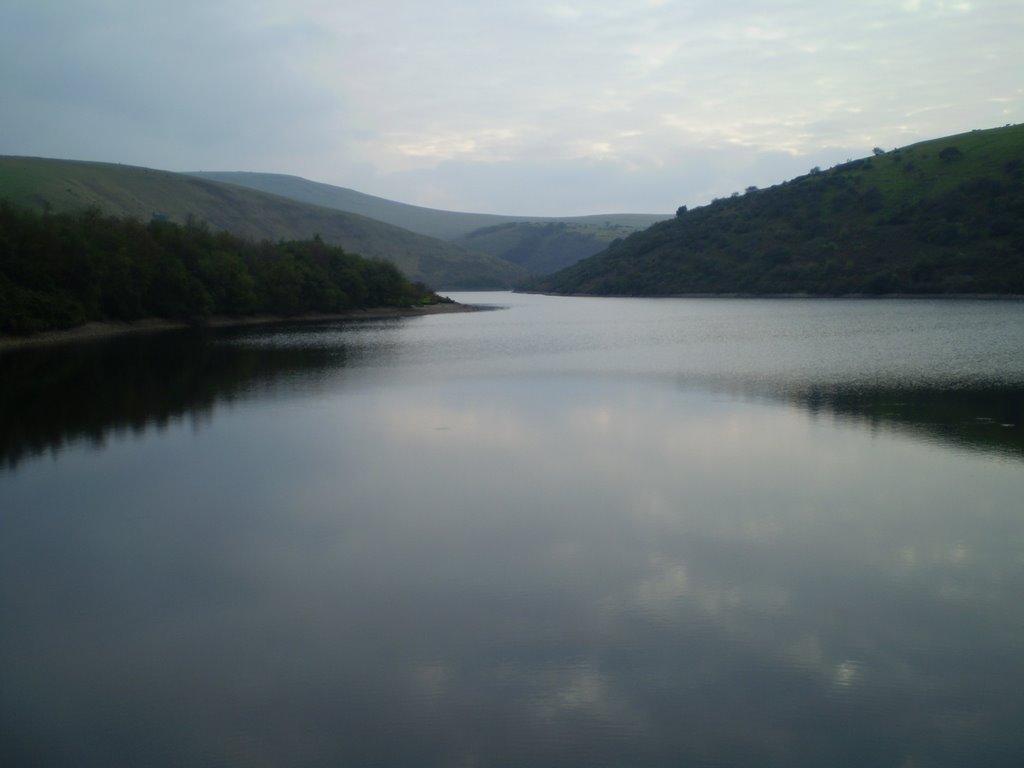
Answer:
2 0 1021 215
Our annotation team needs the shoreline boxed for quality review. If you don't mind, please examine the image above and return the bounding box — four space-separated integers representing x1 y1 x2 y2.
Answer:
517 290 1024 300
0 301 479 351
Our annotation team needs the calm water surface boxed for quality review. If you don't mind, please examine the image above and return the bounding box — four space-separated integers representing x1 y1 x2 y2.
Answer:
2 293 1024 767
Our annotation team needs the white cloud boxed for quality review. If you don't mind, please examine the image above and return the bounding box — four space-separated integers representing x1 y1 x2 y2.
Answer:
1 0 1021 213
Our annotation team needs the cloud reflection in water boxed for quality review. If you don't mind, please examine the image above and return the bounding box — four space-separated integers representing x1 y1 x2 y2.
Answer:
3 299 1024 766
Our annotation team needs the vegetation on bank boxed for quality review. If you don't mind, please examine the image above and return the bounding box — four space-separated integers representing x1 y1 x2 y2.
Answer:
526 124 1024 296
0 156 527 289
0 201 448 335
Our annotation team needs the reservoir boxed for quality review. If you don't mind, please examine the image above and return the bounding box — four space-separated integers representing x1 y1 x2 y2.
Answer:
2 293 1023 767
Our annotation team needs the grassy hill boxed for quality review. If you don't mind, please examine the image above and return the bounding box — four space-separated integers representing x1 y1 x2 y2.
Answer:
453 220 645 274
189 171 670 242
527 124 1024 296
0 157 526 289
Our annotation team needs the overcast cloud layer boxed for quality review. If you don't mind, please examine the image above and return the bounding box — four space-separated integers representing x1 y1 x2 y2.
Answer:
2 0 1021 215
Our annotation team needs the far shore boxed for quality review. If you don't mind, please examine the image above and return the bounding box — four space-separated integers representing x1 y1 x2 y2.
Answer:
517 290 1024 300
0 301 479 351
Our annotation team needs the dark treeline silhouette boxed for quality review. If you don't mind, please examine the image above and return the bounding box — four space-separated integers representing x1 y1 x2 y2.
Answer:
0 329 350 470
0 201 443 334
790 384 1024 461
2 325 1020 472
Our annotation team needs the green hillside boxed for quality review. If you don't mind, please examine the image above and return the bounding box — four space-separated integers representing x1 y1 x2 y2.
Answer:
189 171 669 242
0 157 526 289
527 125 1024 296
453 220 642 274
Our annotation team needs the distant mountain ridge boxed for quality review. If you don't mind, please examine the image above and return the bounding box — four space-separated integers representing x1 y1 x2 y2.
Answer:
0 157 526 289
187 171 670 242
527 124 1024 296
452 220 644 275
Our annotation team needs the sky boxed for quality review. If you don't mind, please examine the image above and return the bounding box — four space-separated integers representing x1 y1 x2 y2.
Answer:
1 0 1021 216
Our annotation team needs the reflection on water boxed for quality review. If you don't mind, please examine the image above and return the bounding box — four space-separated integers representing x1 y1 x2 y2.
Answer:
0 324 356 470
790 384 1023 460
2 295 1024 767
2 310 1021 470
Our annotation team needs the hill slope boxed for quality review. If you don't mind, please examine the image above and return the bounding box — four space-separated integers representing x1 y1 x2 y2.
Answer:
188 171 670 242
0 157 526 289
453 221 641 274
528 125 1024 296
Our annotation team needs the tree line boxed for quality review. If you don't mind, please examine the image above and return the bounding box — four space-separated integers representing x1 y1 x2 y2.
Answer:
0 202 443 334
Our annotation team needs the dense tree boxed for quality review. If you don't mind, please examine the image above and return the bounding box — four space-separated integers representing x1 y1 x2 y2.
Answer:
0 202 443 334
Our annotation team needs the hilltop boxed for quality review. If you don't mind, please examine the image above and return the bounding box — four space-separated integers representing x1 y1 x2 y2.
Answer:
0 157 525 289
527 125 1024 296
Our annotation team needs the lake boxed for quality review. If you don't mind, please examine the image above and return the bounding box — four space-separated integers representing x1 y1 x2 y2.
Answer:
2 292 1024 767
